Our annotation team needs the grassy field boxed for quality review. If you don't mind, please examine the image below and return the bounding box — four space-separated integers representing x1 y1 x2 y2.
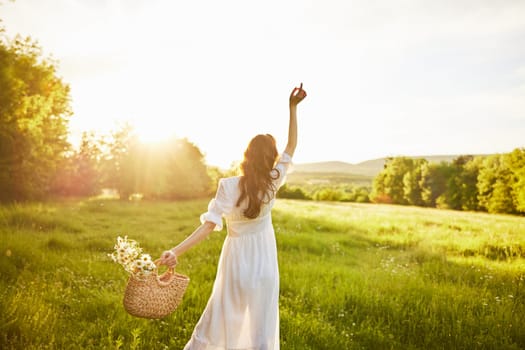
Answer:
1 199 524 349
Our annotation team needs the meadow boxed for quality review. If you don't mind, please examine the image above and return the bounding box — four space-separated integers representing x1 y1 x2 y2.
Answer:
0 199 524 349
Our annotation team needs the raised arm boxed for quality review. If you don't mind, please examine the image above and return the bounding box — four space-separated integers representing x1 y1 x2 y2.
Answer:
284 83 307 157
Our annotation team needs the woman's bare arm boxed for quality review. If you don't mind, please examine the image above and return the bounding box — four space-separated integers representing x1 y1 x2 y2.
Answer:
284 83 307 157
159 221 216 266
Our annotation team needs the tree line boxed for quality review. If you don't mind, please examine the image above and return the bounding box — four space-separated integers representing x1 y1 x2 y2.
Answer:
277 183 371 203
370 150 525 215
2 28 524 212
51 128 214 200
0 30 213 202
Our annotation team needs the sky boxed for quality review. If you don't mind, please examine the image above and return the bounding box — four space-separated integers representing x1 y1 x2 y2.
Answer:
2 0 524 168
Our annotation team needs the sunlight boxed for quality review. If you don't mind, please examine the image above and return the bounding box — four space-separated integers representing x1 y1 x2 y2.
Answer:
134 121 175 144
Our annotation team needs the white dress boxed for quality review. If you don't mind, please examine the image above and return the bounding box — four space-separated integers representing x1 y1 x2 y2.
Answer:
183 153 292 350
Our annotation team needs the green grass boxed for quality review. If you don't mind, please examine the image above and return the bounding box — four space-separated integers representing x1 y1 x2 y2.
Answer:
1 199 524 349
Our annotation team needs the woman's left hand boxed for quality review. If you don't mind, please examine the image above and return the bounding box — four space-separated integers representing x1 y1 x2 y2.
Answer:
160 250 178 267
289 83 307 107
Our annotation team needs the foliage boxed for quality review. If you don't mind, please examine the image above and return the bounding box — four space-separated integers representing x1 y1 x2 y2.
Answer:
163 138 211 199
372 149 525 215
419 161 450 207
282 171 372 204
346 186 371 203
435 155 482 211
508 149 525 212
276 183 371 203
372 157 426 205
0 33 71 201
309 185 371 203
456 156 483 211
0 199 524 349
478 154 516 214
99 123 140 199
381 157 414 204
402 158 425 206
207 166 225 195
277 184 311 200
50 125 213 200
52 132 102 196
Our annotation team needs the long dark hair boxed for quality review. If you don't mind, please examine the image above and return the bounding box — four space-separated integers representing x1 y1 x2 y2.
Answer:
236 134 280 218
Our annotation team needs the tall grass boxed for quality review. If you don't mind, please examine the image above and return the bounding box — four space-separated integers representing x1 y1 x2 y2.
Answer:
0 199 524 349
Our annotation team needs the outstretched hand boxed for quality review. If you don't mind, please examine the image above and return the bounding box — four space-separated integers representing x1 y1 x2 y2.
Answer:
289 83 307 107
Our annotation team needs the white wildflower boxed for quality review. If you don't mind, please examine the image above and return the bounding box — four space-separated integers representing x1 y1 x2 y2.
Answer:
109 236 157 277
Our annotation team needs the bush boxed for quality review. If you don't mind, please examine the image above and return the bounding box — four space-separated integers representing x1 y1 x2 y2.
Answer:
313 188 345 201
277 185 311 200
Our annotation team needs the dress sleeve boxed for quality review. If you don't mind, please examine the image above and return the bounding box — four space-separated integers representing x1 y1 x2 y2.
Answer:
200 179 230 231
272 152 293 189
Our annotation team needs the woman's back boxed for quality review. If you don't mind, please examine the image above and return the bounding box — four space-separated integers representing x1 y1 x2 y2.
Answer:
200 152 291 237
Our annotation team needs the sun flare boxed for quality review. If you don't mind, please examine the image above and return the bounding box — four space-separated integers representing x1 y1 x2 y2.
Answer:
134 121 175 144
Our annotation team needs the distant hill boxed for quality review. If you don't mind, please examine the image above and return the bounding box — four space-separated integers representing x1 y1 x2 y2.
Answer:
293 155 486 177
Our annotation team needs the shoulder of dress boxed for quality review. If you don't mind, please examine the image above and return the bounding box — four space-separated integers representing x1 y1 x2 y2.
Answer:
219 176 240 191
279 152 293 163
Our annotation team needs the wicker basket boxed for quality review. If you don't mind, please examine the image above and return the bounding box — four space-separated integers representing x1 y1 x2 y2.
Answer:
123 260 189 319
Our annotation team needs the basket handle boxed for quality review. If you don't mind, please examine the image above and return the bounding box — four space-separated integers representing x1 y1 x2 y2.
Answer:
154 259 175 272
154 259 176 286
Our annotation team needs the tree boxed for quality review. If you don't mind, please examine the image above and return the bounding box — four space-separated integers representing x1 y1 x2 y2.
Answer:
385 157 414 204
505 148 525 213
313 187 344 201
371 157 419 205
350 186 371 203
99 127 212 200
403 159 426 206
419 162 451 207
52 132 102 196
436 156 481 211
457 156 483 211
99 123 140 199
371 162 390 203
277 184 310 200
163 138 211 199
75 132 102 195
477 155 515 214
0 34 71 201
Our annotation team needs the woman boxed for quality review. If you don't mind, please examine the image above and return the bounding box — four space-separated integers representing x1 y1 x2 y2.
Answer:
160 83 307 350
